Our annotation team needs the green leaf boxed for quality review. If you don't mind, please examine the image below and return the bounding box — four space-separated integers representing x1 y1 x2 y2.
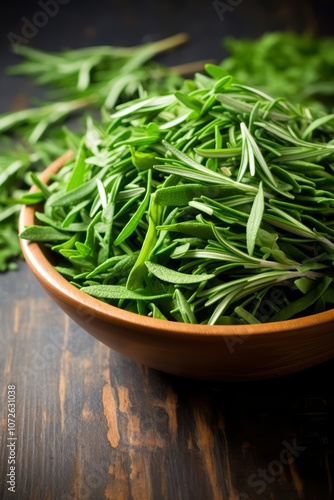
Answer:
174 91 202 111
114 169 152 246
156 222 214 239
130 148 157 171
294 277 313 294
235 306 261 324
20 225 69 242
126 200 161 290
302 114 334 140
173 289 197 323
66 139 87 191
204 64 228 80
246 182 264 256
270 277 332 322
30 172 51 198
81 285 173 300
154 184 230 206
15 191 45 205
145 261 214 284
50 179 97 207
148 303 168 320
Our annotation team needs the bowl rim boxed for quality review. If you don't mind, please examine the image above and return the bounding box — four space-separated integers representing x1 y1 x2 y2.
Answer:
19 152 334 340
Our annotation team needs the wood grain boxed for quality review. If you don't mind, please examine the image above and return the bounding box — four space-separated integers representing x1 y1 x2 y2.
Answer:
0 263 334 499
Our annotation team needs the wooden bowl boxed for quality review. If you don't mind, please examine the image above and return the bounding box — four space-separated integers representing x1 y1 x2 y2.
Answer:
19 153 334 381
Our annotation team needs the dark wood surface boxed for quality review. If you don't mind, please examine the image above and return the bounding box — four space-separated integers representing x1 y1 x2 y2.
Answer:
1 1 334 498
1 262 334 499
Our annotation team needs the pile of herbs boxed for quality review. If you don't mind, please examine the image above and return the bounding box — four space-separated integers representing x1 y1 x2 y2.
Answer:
1 32 334 272
20 65 334 325
0 34 187 271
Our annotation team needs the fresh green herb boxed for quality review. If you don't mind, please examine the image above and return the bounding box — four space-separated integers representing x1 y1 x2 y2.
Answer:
20 66 334 324
220 32 334 109
2 32 334 273
0 35 189 270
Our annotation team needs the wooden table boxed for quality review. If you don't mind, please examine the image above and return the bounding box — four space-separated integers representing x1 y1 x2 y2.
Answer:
1 262 334 499
1 0 334 498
